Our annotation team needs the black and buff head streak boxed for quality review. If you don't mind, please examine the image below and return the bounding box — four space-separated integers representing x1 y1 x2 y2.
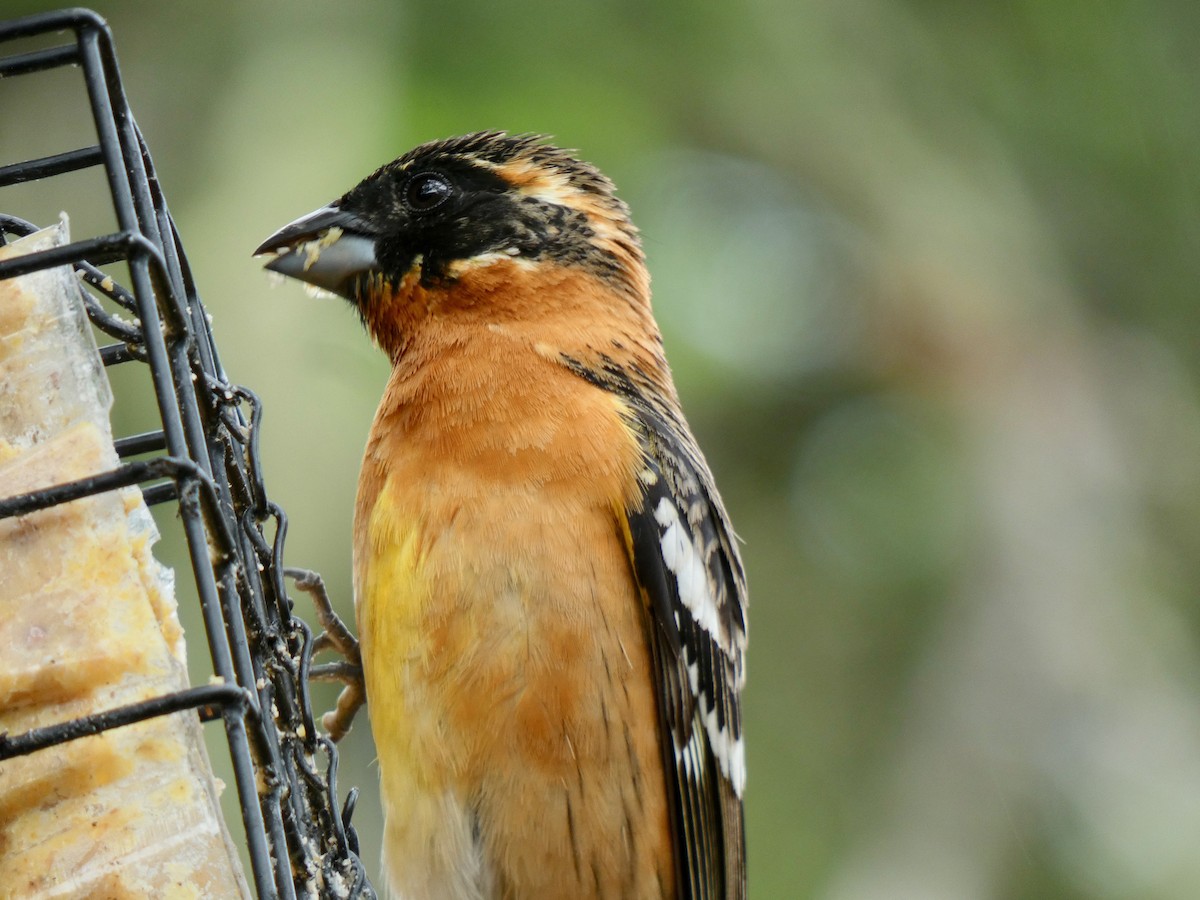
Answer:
339 131 644 293
257 132 655 361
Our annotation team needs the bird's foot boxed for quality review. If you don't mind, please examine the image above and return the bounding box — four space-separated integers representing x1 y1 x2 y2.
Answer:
287 567 366 742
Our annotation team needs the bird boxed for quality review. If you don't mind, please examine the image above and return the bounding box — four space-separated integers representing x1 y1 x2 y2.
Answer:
256 131 747 900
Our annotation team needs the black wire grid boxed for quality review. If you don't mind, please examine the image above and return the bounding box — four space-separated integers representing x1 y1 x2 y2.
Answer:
0 9 375 898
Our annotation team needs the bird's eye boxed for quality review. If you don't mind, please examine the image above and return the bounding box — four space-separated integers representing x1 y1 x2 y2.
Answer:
404 172 453 213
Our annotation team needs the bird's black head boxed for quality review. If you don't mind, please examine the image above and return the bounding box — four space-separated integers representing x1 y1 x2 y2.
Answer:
255 132 644 302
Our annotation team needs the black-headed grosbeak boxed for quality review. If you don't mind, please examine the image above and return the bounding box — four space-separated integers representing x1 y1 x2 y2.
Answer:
257 132 747 900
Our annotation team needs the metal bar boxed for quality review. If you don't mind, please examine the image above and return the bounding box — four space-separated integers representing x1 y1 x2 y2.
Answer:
0 231 155 280
0 683 253 761
0 214 37 237
100 342 141 365
141 480 178 506
79 288 142 344
0 43 77 77
0 145 104 187
0 7 108 42
78 258 138 310
115 429 167 457
0 456 207 520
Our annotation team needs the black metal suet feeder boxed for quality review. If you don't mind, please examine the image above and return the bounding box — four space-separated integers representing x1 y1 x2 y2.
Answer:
0 9 375 898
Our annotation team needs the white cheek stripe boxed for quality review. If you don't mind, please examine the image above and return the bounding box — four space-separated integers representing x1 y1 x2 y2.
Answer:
445 250 536 275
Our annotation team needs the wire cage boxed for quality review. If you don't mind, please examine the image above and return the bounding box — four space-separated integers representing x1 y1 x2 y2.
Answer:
0 8 376 898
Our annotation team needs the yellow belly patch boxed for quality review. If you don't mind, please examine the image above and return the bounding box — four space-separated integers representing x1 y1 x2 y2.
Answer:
360 482 436 782
361 481 495 897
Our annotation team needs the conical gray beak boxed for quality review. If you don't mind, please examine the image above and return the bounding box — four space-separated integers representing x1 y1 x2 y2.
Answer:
255 205 378 300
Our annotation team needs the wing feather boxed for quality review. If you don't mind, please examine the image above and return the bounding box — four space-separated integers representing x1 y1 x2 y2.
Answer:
561 349 747 898
625 405 747 900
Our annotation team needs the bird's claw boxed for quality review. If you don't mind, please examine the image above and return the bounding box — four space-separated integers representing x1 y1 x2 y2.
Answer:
287 567 366 742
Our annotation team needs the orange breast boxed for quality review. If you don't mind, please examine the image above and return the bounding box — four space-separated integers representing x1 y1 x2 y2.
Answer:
355 318 675 899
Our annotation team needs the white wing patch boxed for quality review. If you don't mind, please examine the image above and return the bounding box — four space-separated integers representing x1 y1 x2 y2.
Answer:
654 497 746 797
654 497 723 639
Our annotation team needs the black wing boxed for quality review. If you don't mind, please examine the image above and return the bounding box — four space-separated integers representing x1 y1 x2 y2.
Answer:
623 401 748 900
559 349 748 898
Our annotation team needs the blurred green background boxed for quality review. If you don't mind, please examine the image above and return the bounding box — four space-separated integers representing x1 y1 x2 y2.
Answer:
4 1 1200 897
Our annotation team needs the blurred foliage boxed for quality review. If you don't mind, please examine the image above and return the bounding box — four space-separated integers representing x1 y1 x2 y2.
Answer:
4 1 1200 897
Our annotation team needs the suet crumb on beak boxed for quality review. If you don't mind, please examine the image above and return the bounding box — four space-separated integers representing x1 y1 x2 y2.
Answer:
302 226 345 272
301 282 339 301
